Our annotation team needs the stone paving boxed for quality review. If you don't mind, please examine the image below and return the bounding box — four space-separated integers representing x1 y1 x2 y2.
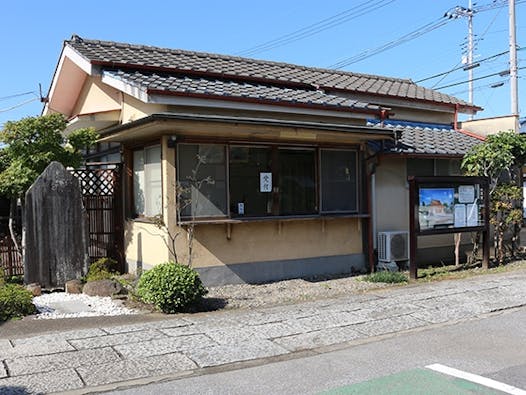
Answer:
1 270 526 394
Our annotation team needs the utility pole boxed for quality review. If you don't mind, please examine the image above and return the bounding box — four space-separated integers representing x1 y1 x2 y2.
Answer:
467 0 474 112
509 0 519 129
446 2 476 120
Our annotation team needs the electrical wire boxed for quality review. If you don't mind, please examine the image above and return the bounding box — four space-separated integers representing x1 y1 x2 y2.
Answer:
415 50 509 83
329 18 450 69
329 0 524 69
0 98 39 114
435 66 526 90
236 0 396 57
449 79 508 96
0 91 37 102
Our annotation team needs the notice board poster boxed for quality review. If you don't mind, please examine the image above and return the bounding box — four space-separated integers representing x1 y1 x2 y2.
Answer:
418 184 482 231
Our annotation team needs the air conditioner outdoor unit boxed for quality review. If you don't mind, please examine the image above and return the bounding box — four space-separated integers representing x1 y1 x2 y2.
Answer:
377 231 409 262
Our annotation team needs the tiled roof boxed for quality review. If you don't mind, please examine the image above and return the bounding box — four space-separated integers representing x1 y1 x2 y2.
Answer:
104 69 378 111
367 120 483 155
66 35 476 111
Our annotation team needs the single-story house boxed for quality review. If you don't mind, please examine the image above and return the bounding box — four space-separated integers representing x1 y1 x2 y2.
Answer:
44 35 484 285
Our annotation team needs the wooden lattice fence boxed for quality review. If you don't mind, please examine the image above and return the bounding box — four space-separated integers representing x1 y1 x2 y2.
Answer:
0 236 23 277
70 164 124 272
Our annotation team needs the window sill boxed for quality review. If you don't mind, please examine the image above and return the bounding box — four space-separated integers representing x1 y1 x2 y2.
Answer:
178 213 369 226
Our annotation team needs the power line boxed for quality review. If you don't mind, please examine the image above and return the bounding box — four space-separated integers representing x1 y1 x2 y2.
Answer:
0 98 39 114
435 66 526 90
328 18 450 69
0 91 37 102
329 0 524 70
236 0 396 57
415 50 509 83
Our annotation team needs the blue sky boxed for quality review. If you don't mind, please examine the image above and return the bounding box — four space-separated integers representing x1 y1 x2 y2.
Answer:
0 1 523 128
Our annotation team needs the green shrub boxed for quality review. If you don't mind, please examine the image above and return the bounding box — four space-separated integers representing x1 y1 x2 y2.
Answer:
0 284 36 321
363 271 408 284
6 275 23 285
136 262 207 313
85 257 118 282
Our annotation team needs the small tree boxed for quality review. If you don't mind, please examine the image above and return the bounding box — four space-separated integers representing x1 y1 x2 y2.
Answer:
0 113 98 256
462 131 526 264
151 152 214 267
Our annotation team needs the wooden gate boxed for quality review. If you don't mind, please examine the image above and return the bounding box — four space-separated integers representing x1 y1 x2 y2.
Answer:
0 236 23 277
71 164 125 272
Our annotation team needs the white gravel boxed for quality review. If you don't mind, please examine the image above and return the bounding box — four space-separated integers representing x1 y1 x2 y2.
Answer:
33 292 137 319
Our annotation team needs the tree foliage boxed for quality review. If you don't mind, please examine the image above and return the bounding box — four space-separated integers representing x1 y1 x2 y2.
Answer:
461 131 526 264
0 113 98 198
462 131 526 192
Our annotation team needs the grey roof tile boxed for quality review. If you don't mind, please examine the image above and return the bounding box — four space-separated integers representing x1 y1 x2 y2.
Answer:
366 120 482 155
104 70 378 111
65 35 476 109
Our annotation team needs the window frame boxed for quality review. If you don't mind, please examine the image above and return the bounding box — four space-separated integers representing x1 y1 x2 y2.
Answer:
176 141 362 222
131 144 163 219
177 143 229 220
319 148 359 214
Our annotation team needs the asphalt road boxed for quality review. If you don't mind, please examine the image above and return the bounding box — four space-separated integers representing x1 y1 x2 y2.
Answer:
103 307 526 394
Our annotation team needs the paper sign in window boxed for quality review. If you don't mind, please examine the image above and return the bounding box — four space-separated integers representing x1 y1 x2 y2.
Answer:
260 172 272 192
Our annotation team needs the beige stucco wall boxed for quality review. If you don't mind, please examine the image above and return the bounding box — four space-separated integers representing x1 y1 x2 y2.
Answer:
72 77 121 116
461 116 519 136
374 156 471 263
389 108 454 125
121 95 167 124
126 217 363 271
124 221 170 272
187 218 363 267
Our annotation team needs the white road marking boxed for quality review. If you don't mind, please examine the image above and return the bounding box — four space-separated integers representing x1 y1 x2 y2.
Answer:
426 363 526 395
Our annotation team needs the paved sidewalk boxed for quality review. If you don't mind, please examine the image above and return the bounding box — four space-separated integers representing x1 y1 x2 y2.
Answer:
1 270 526 394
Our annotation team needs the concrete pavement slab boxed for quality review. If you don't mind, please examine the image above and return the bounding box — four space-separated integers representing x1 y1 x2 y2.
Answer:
44 299 94 314
354 314 426 337
12 328 106 343
274 325 365 352
0 368 83 394
114 333 217 359
77 353 197 386
1 328 107 359
69 329 169 350
187 340 289 367
207 321 304 345
1 339 74 359
101 317 192 334
5 347 121 376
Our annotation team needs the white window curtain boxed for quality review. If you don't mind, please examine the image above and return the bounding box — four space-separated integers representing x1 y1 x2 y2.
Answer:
133 145 162 217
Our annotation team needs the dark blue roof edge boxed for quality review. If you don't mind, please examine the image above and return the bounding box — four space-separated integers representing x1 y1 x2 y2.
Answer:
367 119 453 130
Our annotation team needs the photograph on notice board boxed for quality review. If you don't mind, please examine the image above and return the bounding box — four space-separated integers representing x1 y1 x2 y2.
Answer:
419 188 455 230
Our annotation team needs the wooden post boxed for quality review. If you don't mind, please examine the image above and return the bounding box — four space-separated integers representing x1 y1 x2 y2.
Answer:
409 177 418 279
482 179 490 269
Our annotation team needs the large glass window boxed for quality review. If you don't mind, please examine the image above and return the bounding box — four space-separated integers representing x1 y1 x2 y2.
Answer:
407 158 461 177
278 148 317 215
229 146 273 217
177 143 360 220
133 145 162 217
178 144 227 218
321 149 358 212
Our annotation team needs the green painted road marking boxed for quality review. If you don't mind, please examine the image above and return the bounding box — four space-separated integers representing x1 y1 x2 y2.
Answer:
320 368 505 394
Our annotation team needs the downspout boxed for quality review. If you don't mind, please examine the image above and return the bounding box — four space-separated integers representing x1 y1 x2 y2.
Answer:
454 103 460 131
366 169 375 273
